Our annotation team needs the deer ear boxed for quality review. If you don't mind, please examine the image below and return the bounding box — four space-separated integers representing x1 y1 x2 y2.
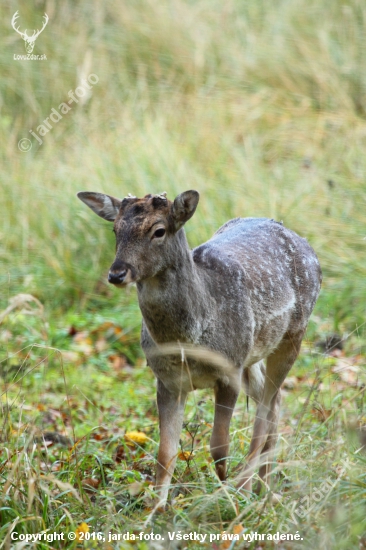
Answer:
172 190 199 230
77 192 121 222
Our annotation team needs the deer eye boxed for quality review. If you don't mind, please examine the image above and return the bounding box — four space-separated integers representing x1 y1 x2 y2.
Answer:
153 228 166 238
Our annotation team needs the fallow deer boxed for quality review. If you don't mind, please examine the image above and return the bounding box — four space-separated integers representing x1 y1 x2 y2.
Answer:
77 189 321 507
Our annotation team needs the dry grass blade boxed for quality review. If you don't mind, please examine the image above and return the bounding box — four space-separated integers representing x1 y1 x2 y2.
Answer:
0 294 44 324
150 343 241 392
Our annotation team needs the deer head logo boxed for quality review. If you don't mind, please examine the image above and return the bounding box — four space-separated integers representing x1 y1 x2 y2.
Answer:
11 11 49 54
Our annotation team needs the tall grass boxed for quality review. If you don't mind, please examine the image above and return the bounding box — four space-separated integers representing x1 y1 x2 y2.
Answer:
1 0 365 331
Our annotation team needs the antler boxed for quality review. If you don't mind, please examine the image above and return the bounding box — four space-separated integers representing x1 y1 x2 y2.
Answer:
155 191 167 200
11 11 26 39
11 11 49 40
33 13 49 39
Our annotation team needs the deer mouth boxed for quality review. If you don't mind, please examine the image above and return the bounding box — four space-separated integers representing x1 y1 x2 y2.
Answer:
108 264 136 286
108 269 134 286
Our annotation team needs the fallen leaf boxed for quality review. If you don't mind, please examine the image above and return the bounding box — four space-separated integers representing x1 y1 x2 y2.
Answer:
109 354 127 372
312 406 332 422
109 354 134 376
219 525 245 549
330 348 343 357
73 331 93 355
280 425 294 436
282 376 298 389
114 444 126 463
359 533 366 550
177 451 194 461
61 350 80 363
0 330 12 342
128 481 144 496
68 325 78 336
124 431 149 446
75 522 89 541
233 524 245 535
220 533 232 550
73 331 91 344
95 337 108 353
51 462 64 472
92 433 106 441
81 478 100 492
332 360 361 387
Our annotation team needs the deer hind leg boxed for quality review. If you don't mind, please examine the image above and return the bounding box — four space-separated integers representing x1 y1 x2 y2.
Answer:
155 379 187 509
237 332 304 493
255 390 281 492
210 382 239 481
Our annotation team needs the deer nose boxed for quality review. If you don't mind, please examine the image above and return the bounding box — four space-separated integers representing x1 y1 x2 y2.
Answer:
108 269 127 285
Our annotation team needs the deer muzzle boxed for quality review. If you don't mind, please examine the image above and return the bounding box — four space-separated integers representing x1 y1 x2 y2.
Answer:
108 260 135 286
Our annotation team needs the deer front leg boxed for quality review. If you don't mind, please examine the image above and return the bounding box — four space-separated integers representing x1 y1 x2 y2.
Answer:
210 383 238 481
155 379 187 508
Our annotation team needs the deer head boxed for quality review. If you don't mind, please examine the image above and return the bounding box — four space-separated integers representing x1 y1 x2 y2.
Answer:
77 190 200 286
11 11 49 54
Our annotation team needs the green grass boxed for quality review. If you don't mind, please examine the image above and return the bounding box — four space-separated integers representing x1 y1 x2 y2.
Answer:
1 0 366 547
1 321 365 548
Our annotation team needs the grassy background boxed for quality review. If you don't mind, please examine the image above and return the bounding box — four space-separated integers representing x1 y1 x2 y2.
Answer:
0 0 365 548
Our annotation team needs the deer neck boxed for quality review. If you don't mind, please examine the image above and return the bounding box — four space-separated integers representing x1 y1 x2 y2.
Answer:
136 230 205 343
